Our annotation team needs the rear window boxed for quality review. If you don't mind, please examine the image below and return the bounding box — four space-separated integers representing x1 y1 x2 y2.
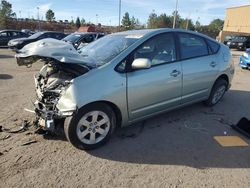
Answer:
178 33 209 59
207 39 220 54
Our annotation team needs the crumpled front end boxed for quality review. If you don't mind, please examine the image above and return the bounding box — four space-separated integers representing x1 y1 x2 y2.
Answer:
31 59 89 132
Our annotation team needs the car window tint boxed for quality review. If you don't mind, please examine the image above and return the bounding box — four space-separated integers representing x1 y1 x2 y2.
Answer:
97 34 105 39
179 33 208 59
11 32 19 36
0 32 8 37
133 33 176 66
54 33 63 39
207 39 220 54
82 35 94 43
38 33 46 39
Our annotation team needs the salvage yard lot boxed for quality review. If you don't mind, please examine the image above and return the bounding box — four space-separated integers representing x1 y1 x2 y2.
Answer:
0 48 250 188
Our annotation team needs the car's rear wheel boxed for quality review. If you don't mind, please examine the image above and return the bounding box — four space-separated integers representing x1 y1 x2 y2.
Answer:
204 79 228 106
64 103 116 150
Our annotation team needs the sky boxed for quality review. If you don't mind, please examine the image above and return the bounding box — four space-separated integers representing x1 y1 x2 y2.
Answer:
7 0 250 26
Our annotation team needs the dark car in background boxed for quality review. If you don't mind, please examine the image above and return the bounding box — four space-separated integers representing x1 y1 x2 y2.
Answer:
62 32 105 49
223 35 234 45
226 36 250 50
0 30 29 47
8 31 67 50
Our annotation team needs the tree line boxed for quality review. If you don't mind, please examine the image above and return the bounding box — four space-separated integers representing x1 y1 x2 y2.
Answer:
0 0 224 38
121 11 224 38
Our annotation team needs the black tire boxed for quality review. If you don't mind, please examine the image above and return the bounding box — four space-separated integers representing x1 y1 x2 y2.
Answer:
64 103 116 150
204 79 228 107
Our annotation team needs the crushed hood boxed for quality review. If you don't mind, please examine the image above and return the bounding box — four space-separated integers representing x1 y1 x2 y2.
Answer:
16 38 88 64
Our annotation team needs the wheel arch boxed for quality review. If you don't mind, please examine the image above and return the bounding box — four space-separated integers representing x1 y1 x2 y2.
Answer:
215 74 229 89
78 100 123 128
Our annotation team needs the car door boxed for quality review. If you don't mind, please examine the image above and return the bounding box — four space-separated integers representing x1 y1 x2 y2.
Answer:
126 33 182 120
9 31 19 40
0 31 10 46
177 32 219 104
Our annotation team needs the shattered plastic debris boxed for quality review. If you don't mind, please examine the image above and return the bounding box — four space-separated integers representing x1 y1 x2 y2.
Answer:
1 120 30 134
21 140 37 146
0 134 11 140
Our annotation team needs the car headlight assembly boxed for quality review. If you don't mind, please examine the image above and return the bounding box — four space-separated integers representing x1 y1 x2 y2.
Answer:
243 52 249 58
12 41 22 45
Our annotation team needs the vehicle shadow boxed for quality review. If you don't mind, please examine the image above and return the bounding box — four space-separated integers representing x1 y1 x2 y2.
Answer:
88 89 250 169
0 54 14 59
0 74 13 79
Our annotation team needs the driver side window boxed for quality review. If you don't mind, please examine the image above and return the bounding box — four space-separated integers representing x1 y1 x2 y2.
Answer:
133 33 176 66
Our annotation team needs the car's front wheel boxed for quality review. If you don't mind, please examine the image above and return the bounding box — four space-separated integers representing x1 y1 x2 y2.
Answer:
64 103 116 150
204 79 228 106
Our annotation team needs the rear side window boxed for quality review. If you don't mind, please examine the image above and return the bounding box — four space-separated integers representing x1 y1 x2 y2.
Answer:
207 39 220 54
97 34 105 39
0 32 8 37
178 33 209 59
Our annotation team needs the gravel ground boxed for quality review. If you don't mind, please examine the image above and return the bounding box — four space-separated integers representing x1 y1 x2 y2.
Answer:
0 48 250 188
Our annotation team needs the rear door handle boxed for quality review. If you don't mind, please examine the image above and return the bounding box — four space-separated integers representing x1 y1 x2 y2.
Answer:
210 61 217 67
170 70 181 77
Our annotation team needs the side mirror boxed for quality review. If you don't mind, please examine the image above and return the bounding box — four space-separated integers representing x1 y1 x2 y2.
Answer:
131 58 151 70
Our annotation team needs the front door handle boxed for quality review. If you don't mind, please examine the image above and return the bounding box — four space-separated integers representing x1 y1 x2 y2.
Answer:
170 70 181 77
210 61 217 67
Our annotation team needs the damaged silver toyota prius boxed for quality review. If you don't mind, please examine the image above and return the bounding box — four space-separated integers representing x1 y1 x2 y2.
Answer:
16 29 234 150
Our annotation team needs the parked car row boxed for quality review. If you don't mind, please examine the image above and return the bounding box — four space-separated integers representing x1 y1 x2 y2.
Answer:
0 29 106 51
8 31 67 50
225 35 250 51
0 30 30 47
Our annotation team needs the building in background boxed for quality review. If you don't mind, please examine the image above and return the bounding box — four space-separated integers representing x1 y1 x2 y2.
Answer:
218 5 250 42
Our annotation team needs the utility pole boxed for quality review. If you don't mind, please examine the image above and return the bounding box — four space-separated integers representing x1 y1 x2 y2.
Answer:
96 14 98 25
118 0 121 31
185 12 191 30
37 7 41 31
173 0 178 29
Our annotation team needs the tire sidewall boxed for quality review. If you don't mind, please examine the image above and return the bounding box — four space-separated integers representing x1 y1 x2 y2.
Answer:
64 103 116 150
206 79 228 106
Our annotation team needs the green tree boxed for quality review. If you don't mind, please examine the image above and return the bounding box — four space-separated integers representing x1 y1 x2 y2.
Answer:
0 0 15 28
198 19 224 38
157 13 172 28
121 12 131 30
45 9 55 22
130 16 136 29
75 17 81 28
80 18 86 25
209 18 224 31
147 11 158 28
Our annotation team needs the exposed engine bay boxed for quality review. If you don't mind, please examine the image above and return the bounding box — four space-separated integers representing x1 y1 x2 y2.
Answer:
32 58 89 131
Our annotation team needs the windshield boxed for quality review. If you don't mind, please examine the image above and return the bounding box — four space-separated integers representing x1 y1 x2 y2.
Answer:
78 34 141 66
28 32 43 39
63 34 81 42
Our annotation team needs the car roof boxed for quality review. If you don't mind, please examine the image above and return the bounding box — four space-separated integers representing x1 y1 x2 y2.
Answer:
71 32 100 35
113 28 217 42
0 30 24 32
38 31 64 34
